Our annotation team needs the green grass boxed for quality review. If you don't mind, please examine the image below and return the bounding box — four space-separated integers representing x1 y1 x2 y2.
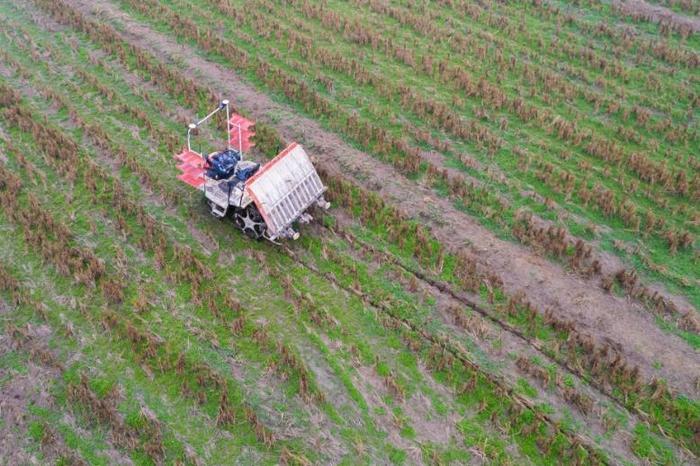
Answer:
632 424 678 465
0 20 483 459
113 0 699 311
0 0 696 463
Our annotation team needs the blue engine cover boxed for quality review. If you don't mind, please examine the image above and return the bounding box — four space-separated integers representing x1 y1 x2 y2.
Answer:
206 149 241 180
235 161 260 182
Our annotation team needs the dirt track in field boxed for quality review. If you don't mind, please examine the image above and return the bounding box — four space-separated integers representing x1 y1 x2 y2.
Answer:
0 308 131 465
314 215 644 463
0 323 52 465
62 0 699 398
613 0 700 32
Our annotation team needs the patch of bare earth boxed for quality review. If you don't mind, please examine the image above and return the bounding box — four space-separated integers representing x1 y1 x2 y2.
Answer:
228 354 348 462
613 0 700 32
0 334 55 465
353 365 425 464
0 301 130 466
58 0 699 397
0 316 65 464
325 217 663 464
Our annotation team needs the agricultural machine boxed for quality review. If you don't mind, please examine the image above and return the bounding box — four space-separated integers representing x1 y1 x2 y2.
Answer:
175 100 329 241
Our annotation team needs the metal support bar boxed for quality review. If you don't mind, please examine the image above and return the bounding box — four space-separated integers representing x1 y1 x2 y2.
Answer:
186 100 230 154
225 102 231 150
238 124 243 158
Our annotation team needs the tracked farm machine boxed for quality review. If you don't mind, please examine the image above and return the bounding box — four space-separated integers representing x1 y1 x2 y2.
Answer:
175 100 329 241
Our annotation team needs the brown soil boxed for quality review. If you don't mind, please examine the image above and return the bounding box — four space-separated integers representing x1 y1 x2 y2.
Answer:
62 0 700 398
352 365 431 465
320 215 665 464
0 341 54 465
229 354 347 462
0 301 131 466
0 316 57 464
404 393 454 444
613 0 700 32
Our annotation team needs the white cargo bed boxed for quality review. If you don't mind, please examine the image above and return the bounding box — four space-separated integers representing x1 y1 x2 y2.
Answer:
245 143 326 239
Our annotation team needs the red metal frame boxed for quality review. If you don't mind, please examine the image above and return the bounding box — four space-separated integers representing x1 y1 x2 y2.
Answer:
229 114 256 152
174 149 206 188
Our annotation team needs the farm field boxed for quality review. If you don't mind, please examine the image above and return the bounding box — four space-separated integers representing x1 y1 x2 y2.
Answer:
0 0 698 464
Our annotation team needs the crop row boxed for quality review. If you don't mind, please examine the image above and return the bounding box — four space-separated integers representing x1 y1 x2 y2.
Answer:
0 132 322 464
8 2 696 456
4 325 101 466
321 174 700 455
0 10 442 426
197 0 696 214
507 0 699 59
505 0 698 66
283 242 610 464
0 84 329 459
0 145 215 452
0 243 293 464
0 257 180 464
440 0 699 78
244 0 698 240
296 0 689 146
248 0 698 247
286 0 698 202
27 0 700 404
0 24 605 464
1 0 456 408
280 0 698 235
2 35 477 454
122 0 697 282
0 21 433 416
0 65 500 463
171 1 699 309
363 0 698 115
296 231 609 426
19 0 696 374
100 0 697 314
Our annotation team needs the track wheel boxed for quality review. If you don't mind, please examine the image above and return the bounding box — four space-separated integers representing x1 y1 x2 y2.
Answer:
234 205 267 240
